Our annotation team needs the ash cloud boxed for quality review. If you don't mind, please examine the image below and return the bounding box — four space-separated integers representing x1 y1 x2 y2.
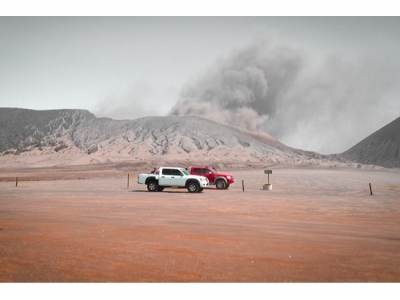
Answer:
170 38 303 131
169 37 397 154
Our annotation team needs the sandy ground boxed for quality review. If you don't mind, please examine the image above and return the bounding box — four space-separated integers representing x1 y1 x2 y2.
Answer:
1 165 400 282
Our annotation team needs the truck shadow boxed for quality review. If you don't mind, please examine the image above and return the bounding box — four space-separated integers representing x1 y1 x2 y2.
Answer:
129 188 228 193
129 190 203 193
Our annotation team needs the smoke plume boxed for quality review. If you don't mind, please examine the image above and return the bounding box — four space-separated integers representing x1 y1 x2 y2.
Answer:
169 37 396 154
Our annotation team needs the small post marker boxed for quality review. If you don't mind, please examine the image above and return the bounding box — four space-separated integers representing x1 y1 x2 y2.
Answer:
369 183 373 196
16 177 18 187
127 174 130 189
263 170 272 191
242 180 244 192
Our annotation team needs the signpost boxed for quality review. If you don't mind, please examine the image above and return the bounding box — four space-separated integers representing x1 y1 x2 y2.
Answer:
264 170 272 183
263 170 272 191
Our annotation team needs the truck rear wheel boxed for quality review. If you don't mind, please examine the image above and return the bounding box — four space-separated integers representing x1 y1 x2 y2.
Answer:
215 179 226 189
187 182 200 193
147 181 158 192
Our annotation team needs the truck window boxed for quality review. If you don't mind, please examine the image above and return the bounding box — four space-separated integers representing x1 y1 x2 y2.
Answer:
193 169 201 174
194 169 208 174
171 169 182 176
162 169 172 175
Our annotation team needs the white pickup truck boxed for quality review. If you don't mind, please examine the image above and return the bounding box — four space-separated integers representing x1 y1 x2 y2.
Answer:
137 167 209 193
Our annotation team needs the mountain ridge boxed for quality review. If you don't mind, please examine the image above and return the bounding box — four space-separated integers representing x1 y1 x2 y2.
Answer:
342 117 400 168
0 107 334 168
1 107 398 169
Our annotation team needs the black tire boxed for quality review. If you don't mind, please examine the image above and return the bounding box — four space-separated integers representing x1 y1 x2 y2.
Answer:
187 181 200 193
147 181 158 192
158 186 164 192
215 179 226 189
198 188 204 193
224 183 230 189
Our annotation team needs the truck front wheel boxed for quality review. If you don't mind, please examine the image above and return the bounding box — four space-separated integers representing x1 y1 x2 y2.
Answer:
215 179 226 189
187 182 200 193
147 181 158 192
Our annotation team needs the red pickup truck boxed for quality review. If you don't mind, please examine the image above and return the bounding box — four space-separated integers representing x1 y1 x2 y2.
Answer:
187 166 234 189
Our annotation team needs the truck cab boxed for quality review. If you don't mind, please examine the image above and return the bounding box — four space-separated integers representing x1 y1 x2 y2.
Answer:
158 167 188 186
187 166 234 189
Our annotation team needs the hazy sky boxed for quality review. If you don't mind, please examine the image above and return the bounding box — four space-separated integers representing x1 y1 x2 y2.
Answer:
1 13 400 154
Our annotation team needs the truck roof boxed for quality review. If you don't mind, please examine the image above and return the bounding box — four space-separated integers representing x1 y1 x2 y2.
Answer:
189 166 212 168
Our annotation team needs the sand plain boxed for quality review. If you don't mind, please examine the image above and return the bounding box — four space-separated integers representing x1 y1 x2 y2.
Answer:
0 164 399 283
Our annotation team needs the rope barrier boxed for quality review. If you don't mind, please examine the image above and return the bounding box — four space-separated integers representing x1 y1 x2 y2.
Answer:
236 180 400 192
240 181 400 188
375 185 400 189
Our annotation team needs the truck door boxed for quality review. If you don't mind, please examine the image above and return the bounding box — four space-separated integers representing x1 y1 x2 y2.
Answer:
159 168 173 186
193 168 212 182
170 169 186 186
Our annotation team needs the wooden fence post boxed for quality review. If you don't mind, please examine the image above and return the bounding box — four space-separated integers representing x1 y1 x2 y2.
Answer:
16 177 18 187
127 174 130 189
242 180 244 192
369 183 373 195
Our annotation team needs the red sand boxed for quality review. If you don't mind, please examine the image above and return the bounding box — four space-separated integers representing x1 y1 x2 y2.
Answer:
1 166 400 282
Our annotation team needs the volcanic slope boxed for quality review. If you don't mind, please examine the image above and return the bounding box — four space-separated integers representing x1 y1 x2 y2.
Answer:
342 116 400 168
0 108 331 167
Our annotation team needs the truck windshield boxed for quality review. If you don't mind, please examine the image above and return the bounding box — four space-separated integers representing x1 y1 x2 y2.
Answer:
209 167 218 173
181 169 190 176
